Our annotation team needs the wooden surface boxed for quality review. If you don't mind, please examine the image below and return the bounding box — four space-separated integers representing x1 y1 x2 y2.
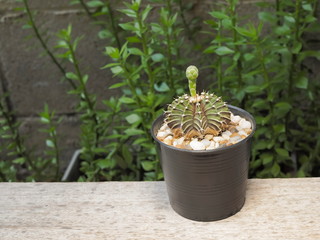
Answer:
0 178 319 240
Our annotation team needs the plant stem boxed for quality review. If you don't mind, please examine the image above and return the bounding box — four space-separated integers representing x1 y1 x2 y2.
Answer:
0 100 34 171
177 0 192 40
136 7 155 94
230 2 243 92
288 0 301 98
121 61 152 141
105 0 122 50
164 1 174 89
166 32 174 89
22 0 77 90
67 41 100 147
78 0 94 20
217 20 223 95
51 126 60 180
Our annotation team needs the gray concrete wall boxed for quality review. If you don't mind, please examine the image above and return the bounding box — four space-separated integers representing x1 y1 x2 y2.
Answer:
0 0 118 169
0 0 319 171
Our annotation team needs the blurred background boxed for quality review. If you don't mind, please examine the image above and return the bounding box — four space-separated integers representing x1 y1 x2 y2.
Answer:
0 0 319 181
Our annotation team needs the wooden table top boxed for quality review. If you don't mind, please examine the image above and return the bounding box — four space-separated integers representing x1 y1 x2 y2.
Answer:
0 178 319 240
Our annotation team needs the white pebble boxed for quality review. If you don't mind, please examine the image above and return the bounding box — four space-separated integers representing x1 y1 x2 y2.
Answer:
213 136 224 142
205 134 213 140
221 132 230 140
160 124 169 131
223 130 232 136
157 131 169 139
206 141 219 150
165 129 173 135
239 119 251 129
238 130 247 137
190 140 206 150
230 135 242 144
173 140 178 146
201 139 211 147
163 135 173 145
231 115 242 124
236 126 243 132
176 137 185 145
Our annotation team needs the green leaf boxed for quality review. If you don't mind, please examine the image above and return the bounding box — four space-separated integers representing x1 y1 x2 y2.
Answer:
125 113 141 124
154 82 170 92
298 50 320 61
243 53 255 61
119 23 137 32
295 75 308 89
114 155 127 169
252 99 268 109
271 162 281 176
274 102 292 118
284 16 295 23
97 159 112 169
119 96 135 104
141 161 154 171
127 36 141 43
275 148 289 158
87 0 104 7
258 12 276 23
254 141 269 150
142 5 152 21
151 53 164 62
65 72 78 80
261 153 273 166
292 42 302 54
13 157 26 164
273 124 285 134
215 46 234 56
118 9 136 18
203 46 216 54
105 47 120 59
46 139 54 148
302 4 312 11
245 85 261 93
235 26 254 38
128 48 143 56
98 29 112 39
122 144 133 165
101 63 120 69
110 66 123 75
274 25 291 35
209 11 229 19
40 117 50 124
124 128 145 136
109 82 127 89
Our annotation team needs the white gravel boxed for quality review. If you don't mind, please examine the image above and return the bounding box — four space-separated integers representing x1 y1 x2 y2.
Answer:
156 113 253 150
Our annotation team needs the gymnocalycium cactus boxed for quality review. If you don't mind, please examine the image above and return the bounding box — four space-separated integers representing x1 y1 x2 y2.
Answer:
165 65 231 139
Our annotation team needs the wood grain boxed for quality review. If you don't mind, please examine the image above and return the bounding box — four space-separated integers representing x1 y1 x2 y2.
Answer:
0 178 319 240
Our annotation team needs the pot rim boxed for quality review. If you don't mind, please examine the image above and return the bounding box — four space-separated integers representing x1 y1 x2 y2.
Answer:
151 105 256 153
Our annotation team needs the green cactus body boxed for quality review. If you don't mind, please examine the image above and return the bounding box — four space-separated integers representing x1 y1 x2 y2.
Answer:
164 66 231 139
165 92 231 139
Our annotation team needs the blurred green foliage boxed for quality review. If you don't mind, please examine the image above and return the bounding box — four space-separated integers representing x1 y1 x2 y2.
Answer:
0 0 319 181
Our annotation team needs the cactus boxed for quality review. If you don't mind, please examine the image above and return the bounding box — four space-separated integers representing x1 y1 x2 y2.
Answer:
164 66 231 139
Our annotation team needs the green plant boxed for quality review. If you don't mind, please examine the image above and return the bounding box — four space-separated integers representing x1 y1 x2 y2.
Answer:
0 94 63 181
103 0 193 180
203 0 320 177
165 66 231 139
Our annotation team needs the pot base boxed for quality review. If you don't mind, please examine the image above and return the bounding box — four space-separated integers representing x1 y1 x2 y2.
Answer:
169 196 246 222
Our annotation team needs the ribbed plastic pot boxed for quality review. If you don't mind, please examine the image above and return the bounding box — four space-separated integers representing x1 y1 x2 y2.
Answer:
151 105 256 222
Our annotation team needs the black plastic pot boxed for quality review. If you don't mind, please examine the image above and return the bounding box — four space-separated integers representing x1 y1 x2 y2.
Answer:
151 105 256 222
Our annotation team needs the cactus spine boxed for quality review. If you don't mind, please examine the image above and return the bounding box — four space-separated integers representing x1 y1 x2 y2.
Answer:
165 66 231 139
